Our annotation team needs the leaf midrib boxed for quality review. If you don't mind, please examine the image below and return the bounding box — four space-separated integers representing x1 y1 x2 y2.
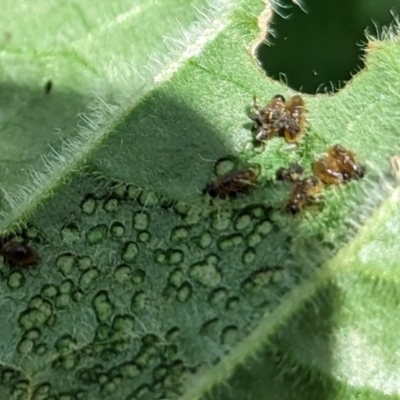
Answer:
0 0 237 234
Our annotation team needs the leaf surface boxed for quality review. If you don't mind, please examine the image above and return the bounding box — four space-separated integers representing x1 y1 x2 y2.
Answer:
0 0 211 207
1 0 400 399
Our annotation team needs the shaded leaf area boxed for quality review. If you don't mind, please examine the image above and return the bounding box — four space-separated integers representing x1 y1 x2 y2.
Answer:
205 275 400 400
2 168 397 399
90 1 269 200
0 159 337 399
0 0 211 196
0 65 93 198
184 181 400 400
90 91 232 200
2 1 400 400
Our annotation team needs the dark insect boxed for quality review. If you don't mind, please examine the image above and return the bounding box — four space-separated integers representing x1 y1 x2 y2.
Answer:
207 168 258 199
0 239 38 266
313 144 365 185
44 80 52 94
286 176 323 214
250 94 286 141
283 95 307 143
276 162 304 182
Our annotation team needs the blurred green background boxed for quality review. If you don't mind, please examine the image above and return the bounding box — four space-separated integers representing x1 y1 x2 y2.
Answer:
257 0 400 93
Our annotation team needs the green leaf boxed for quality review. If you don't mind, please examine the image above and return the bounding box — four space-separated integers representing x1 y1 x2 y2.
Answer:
1 0 400 399
0 0 214 225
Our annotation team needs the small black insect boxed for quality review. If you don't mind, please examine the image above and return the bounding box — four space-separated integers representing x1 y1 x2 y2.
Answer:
44 80 52 94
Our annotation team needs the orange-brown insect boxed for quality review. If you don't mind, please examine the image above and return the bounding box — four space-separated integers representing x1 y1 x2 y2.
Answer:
276 162 304 182
286 176 323 214
0 239 38 266
313 144 365 185
250 94 286 141
283 95 307 143
207 168 258 199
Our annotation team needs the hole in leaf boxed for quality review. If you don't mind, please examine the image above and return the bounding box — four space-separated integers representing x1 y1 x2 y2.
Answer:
256 0 400 93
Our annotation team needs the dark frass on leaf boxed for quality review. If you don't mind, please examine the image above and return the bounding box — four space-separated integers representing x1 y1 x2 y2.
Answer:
0 239 38 266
